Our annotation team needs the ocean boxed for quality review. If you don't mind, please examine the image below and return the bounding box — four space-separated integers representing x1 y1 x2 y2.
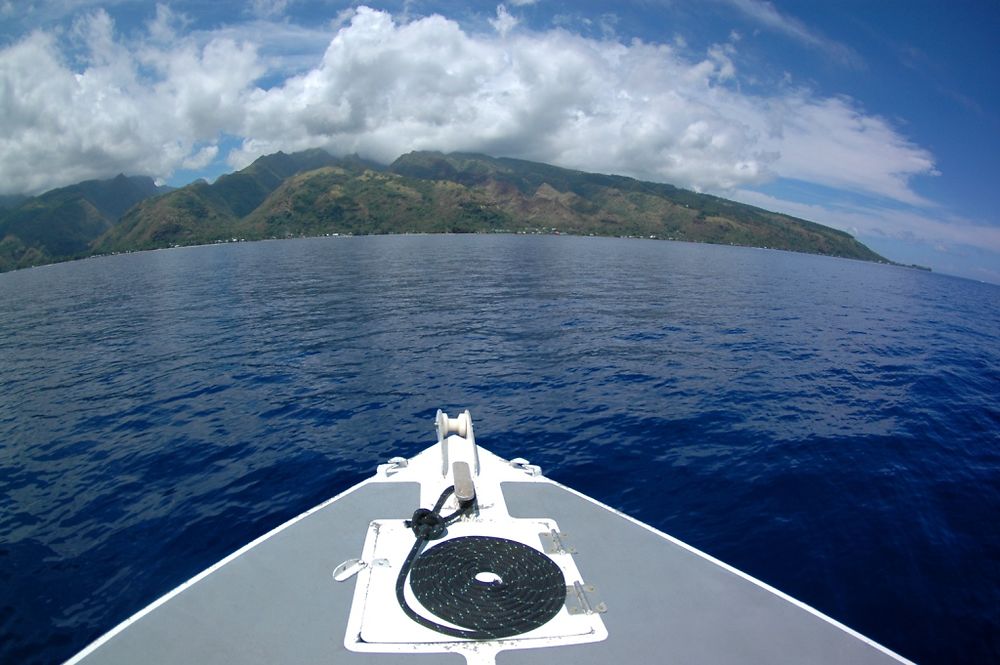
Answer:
0 234 997 663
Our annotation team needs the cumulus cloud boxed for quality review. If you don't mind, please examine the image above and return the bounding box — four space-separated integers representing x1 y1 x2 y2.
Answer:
0 8 260 194
0 4 935 210
229 7 933 202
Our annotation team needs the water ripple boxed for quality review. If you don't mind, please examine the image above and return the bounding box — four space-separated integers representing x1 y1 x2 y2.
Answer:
0 236 997 663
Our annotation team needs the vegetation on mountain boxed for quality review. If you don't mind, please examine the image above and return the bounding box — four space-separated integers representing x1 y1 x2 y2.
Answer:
0 175 168 271
0 194 28 210
96 150 358 252
241 165 508 238
388 152 885 260
233 151 885 263
2 149 891 273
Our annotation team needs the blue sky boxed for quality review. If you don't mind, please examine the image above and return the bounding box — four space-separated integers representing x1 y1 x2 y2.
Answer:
1 1 998 283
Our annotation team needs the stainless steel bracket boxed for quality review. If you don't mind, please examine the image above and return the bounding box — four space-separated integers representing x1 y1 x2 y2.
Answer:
565 581 608 615
540 529 577 554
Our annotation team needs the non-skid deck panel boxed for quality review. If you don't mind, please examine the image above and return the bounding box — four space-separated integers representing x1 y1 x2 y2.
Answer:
75 481 462 664
499 482 906 665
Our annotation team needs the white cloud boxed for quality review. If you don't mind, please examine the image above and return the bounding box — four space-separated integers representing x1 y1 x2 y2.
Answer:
0 4 936 212
226 7 937 204
0 9 260 194
752 95 937 206
489 5 518 37
146 3 189 44
719 0 863 68
729 187 1000 282
733 189 1000 254
249 0 291 19
192 19 342 79
181 144 219 170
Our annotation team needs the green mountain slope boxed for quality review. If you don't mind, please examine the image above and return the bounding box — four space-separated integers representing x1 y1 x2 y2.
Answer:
388 152 886 262
0 194 29 210
96 150 352 253
0 175 167 271
236 150 886 263
6 148 890 271
240 166 506 237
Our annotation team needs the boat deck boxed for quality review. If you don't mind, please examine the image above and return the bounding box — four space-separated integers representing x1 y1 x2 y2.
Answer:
67 412 910 665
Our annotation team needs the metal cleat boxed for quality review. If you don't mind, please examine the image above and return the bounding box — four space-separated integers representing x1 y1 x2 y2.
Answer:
510 457 542 476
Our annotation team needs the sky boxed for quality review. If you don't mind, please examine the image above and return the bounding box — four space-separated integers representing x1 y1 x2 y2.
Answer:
1 1 998 283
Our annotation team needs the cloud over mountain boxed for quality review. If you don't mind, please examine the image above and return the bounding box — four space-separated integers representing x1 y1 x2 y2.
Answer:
0 8 261 194
0 4 935 209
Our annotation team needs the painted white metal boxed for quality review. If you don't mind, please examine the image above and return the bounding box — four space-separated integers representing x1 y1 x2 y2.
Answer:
435 409 481 477
349 411 608 664
65 408 915 665
544 476 916 664
354 518 603 643
63 475 381 665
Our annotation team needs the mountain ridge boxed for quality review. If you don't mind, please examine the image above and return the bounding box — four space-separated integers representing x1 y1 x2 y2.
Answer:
2 150 891 272
0 175 170 272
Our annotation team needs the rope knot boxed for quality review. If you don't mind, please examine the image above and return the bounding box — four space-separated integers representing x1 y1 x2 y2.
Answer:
406 507 446 540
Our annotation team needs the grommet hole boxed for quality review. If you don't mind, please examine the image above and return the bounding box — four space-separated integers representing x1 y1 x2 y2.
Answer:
473 571 503 586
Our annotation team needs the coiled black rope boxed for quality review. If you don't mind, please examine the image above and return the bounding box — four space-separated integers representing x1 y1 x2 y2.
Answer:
396 486 566 640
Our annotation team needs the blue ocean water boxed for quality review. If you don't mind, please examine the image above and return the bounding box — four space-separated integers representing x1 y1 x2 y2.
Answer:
0 234 997 664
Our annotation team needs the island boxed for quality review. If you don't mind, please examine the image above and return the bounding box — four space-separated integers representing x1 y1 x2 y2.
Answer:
1 149 892 273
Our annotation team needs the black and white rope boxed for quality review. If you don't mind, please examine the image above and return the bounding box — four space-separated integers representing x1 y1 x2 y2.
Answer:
396 487 565 640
